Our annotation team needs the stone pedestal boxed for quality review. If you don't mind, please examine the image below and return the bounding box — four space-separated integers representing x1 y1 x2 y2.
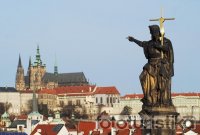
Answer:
139 105 179 135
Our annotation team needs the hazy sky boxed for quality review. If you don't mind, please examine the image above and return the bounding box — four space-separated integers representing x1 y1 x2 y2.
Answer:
0 1 199 95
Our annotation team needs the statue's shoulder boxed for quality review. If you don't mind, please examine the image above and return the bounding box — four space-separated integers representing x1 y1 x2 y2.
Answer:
147 40 155 46
145 39 153 44
164 37 171 43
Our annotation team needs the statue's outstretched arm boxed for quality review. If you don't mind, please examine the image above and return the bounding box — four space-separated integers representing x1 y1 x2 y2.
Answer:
127 36 145 47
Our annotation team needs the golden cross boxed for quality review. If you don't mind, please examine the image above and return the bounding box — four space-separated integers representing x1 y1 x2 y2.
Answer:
150 9 175 40
150 9 175 58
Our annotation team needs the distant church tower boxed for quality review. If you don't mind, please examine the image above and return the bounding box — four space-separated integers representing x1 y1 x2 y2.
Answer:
15 55 25 91
26 90 43 134
29 46 46 90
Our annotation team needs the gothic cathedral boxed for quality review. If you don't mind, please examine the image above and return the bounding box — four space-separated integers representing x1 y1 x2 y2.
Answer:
16 46 88 91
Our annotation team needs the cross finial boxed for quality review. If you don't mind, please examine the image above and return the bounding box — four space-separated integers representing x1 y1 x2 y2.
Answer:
150 9 175 37
149 9 175 58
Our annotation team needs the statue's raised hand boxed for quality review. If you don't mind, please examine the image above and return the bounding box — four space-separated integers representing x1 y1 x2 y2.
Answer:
127 36 135 42
127 36 144 47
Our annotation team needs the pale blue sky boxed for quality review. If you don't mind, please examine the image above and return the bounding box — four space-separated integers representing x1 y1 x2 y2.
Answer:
0 1 199 95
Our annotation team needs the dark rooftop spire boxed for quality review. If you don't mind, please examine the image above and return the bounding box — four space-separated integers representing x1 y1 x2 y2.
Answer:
36 45 40 60
54 54 58 75
29 56 32 68
35 45 41 66
32 90 38 112
18 54 22 68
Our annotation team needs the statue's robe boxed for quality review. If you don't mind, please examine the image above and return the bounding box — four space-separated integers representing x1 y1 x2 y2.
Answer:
140 37 174 106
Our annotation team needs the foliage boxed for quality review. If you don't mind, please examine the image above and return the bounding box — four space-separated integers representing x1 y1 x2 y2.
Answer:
0 102 5 114
62 105 88 119
9 114 16 122
38 104 48 117
120 106 132 115
97 110 109 121
0 102 12 115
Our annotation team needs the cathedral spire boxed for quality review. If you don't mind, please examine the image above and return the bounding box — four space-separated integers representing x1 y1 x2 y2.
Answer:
32 90 38 112
18 54 22 68
54 54 58 75
35 45 42 66
37 45 39 54
16 54 25 91
29 56 32 68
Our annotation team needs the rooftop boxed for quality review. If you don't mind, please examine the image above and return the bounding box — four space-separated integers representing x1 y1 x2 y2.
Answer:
122 92 200 99
30 124 64 135
39 86 120 96
0 87 17 92
78 121 96 135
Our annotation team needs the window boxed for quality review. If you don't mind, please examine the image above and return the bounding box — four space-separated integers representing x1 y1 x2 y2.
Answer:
59 101 64 106
110 97 112 103
19 126 23 132
107 97 109 103
96 97 98 103
100 97 103 104
68 100 72 105
113 97 116 103
76 100 81 106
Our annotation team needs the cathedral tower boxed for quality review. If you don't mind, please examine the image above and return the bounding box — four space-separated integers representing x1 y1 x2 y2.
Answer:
15 55 25 91
29 46 46 90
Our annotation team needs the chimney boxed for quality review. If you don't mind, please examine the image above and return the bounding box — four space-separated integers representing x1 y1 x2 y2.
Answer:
89 87 92 92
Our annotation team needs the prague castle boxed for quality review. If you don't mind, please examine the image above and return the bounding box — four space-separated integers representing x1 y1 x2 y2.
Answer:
15 46 89 91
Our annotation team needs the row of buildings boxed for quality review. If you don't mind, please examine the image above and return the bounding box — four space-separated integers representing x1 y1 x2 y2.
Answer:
0 88 140 135
1 86 200 121
0 86 200 134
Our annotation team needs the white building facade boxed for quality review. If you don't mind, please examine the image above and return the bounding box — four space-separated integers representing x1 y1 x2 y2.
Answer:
118 93 200 121
0 87 38 115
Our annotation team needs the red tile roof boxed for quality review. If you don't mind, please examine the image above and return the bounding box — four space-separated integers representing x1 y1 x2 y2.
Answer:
20 90 39 93
172 93 200 97
30 124 58 135
78 121 96 135
39 85 120 96
39 89 57 95
39 85 95 95
176 125 183 135
117 129 130 135
94 86 120 95
133 127 142 135
91 131 100 135
16 114 28 120
122 94 144 99
123 92 200 99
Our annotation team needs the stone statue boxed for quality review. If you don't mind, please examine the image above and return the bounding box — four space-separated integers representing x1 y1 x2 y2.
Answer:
127 25 174 107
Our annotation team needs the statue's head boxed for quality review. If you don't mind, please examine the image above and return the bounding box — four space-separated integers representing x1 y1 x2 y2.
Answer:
149 25 161 40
